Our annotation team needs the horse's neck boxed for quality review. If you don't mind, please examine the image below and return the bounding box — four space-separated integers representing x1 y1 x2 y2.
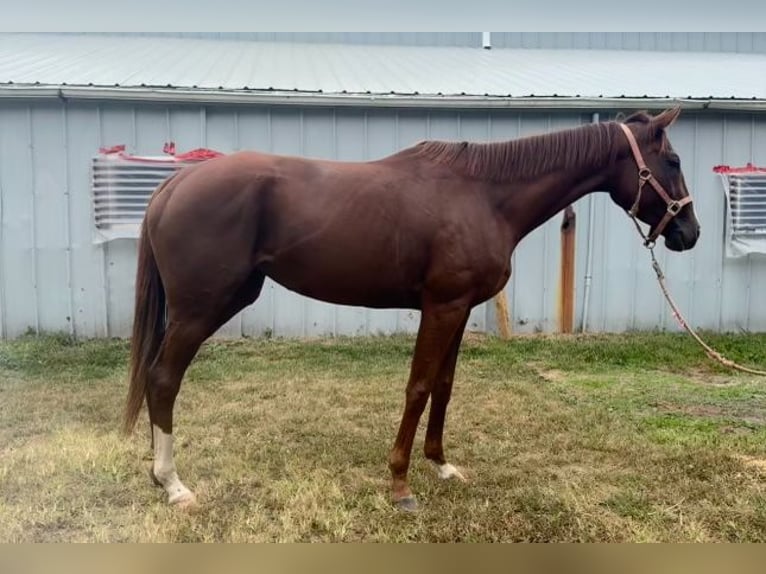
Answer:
470 122 618 242
491 163 612 243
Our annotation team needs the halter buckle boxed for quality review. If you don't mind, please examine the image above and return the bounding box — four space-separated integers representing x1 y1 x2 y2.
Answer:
667 201 682 215
638 167 653 182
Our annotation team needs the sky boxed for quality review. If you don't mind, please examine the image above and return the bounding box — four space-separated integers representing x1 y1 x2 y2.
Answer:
1 0 765 31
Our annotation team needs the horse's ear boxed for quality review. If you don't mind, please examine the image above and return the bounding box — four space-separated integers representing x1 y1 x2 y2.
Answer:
652 106 682 132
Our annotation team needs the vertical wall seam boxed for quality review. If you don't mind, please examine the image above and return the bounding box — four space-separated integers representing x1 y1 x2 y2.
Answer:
96 105 110 337
199 107 207 146
630 206 639 329
599 191 608 332
62 105 75 337
718 115 727 331
233 110 240 151
0 114 5 339
27 107 40 334
131 107 137 152
688 116 699 328
746 114 755 331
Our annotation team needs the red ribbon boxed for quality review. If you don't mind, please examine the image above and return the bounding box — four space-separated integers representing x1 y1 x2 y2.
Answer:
713 163 766 174
98 142 224 163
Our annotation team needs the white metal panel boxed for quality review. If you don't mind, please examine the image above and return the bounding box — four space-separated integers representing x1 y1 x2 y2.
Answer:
91 32 482 47
40 33 766 53
750 118 766 331
0 105 37 337
691 115 727 331
720 115 759 332
66 105 108 337
30 105 72 334
100 106 139 337
104 239 137 337
661 117 708 331
492 33 766 54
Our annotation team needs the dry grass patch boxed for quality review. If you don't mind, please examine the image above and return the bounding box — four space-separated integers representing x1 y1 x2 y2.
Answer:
1 332 766 541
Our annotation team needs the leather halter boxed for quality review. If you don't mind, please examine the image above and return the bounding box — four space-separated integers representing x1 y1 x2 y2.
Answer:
619 123 693 247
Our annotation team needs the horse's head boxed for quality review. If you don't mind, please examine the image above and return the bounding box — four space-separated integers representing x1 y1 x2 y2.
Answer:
609 107 700 252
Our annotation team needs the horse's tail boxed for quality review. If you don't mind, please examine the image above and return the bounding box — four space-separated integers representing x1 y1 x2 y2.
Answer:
122 216 166 436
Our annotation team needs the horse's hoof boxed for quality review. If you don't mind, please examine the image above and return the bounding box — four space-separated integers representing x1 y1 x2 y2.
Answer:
170 491 199 512
434 462 467 482
395 496 418 513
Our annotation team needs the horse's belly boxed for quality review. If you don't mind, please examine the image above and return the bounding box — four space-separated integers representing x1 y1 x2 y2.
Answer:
261 256 422 309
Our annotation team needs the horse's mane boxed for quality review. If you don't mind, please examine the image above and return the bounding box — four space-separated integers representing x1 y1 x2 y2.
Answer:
398 113 653 183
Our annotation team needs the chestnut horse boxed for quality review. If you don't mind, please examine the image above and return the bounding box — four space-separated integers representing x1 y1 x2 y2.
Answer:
122 107 700 511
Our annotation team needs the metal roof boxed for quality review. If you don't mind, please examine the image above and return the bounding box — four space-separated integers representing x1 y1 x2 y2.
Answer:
1 33 765 109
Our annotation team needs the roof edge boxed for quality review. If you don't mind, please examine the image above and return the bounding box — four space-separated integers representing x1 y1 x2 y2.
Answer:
1 85 765 111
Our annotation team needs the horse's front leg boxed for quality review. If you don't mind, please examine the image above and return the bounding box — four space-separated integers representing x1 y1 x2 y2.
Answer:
424 312 469 482
387 300 471 512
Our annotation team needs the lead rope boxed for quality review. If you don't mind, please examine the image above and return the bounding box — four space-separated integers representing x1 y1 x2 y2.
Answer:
628 211 766 376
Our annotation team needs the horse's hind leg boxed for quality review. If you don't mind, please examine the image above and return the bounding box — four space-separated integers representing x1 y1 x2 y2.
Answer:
147 319 209 508
148 271 266 507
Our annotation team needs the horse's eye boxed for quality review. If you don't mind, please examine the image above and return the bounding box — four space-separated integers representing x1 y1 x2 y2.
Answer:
667 155 680 168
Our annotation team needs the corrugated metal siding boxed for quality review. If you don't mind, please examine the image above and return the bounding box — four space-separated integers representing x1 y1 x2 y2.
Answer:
85 33 484 47
57 33 766 53
1 101 766 339
490 33 766 53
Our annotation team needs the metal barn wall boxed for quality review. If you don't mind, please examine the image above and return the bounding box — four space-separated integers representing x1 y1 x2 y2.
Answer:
1 101 766 339
72 33 766 53
78 32 484 47
490 33 766 53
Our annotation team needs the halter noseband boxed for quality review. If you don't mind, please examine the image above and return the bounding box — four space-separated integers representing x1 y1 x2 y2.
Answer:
619 123 692 248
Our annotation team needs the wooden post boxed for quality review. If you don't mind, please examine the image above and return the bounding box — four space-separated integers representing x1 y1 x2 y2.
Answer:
494 290 512 339
559 205 576 333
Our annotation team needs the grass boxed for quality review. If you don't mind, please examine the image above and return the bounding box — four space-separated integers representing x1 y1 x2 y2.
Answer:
1 331 766 542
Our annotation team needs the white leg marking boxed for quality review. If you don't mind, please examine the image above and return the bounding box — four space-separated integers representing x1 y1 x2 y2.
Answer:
153 425 196 507
431 461 467 482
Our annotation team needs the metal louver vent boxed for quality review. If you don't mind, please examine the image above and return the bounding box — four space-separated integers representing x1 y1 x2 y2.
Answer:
728 174 766 237
713 164 766 257
91 155 181 241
